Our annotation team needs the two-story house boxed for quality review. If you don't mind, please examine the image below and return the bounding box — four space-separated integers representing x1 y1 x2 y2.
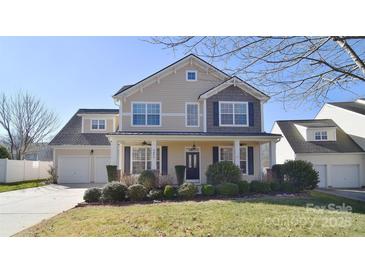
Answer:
50 54 281 184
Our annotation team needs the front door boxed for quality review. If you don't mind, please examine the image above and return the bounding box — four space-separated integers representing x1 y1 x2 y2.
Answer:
186 151 200 180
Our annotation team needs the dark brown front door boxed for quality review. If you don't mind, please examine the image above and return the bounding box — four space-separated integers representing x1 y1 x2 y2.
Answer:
186 151 200 180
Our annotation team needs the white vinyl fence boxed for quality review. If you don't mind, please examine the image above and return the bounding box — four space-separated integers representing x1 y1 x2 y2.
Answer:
0 159 53 183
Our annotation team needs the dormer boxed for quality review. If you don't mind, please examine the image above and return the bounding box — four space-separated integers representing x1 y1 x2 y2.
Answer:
77 109 119 133
294 120 337 142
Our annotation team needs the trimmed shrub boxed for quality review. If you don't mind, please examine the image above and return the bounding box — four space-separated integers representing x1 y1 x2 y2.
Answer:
250 180 271 194
178 182 197 199
163 185 176 199
216 183 239 196
128 184 147 201
271 164 284 181
106 165 118 182
148 189 163 200
175 165 186 185
270 181 282 192
201 184 215 196
83 188 101 203
281 160 319 190
236 180 250 194
138 170 158 191
206 161 241 185
101 182 127 202
0 145 11 159
281 182 296 193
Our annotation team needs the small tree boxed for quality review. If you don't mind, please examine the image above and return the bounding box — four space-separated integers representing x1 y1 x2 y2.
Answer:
281 160 319 191
0 145 10 159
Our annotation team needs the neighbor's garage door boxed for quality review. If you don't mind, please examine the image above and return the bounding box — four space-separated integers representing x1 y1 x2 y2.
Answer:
58 156 90 183
314 165 327 188
331 164 360 188
94 157 110 183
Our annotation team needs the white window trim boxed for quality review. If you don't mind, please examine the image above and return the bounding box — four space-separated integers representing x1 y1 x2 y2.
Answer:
185 102 200 127
218 145 248 175
314 131 328 141
90 119 107 131
186 70 198 81
130 146 162 175
131 102 162 127
218 101 249 127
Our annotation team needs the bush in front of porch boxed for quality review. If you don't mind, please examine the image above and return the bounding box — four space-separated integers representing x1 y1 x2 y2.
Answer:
206 161 241 185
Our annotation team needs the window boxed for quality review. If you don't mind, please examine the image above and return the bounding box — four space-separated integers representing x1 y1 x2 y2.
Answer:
219 146 247 174
186 70 197 81
91 119 106 130
132 103 161 126
131 147 160 174
219 102 248 126
315 131 328 140
186 103 199 127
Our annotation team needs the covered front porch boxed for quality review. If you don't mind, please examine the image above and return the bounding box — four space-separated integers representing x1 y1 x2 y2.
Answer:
107 133 280 184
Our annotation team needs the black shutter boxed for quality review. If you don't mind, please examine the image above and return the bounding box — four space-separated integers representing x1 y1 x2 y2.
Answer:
213 102 219 126
212 146 219 164
161 146 168 175
248 102 254 127
248 146 254 175
124 146 131 175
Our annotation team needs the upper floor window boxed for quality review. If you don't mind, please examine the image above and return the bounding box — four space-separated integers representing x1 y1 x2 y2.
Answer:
219 101 248 127
132 102 161 126
186 70 197 81
186 103 199 127
315 131 328 140
91 119 106 130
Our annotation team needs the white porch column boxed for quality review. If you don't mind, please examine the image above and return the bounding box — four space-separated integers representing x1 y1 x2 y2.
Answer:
234 139 240 167
110 139 118 166
151 140 157 170
269 140 277 167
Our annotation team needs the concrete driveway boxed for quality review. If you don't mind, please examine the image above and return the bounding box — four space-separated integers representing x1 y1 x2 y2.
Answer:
316 188 365 202
0 183 103 236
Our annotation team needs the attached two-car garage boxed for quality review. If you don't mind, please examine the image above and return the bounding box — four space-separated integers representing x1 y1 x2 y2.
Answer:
297 153 364 189
55 148 111 184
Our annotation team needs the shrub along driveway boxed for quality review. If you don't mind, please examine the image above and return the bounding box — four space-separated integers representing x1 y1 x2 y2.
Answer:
0 184 101 236
16 191 365 236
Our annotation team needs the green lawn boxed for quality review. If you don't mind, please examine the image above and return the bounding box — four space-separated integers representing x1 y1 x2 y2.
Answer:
0 179 46 193
16 191 365 236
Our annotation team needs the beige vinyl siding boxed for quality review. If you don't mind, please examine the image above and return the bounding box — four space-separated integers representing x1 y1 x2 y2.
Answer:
121 63 222 131
83 118 115 133
121 141 261 183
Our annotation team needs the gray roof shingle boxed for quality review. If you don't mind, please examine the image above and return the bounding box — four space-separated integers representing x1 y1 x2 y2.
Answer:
108 131 281 137
328 101 365 115
49 109 118 146
277 119 364 154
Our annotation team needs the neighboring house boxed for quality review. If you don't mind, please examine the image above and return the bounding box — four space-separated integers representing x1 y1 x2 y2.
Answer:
271 119 365 188
50 54 281 184
24 143 53 161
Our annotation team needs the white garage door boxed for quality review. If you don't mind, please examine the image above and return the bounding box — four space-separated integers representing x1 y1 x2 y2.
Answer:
314 165 327 188
331 164 360 188
58 156 90 183
94 157 110 183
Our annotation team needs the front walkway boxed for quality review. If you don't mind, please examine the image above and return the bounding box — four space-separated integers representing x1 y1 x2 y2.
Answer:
0 183 102 236
315 188 365 202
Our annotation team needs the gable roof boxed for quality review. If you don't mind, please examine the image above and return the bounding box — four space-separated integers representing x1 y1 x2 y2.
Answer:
276 119 364 154
198 76 270 101
49 109 117 146
113 54 230 98
328 101 365 115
